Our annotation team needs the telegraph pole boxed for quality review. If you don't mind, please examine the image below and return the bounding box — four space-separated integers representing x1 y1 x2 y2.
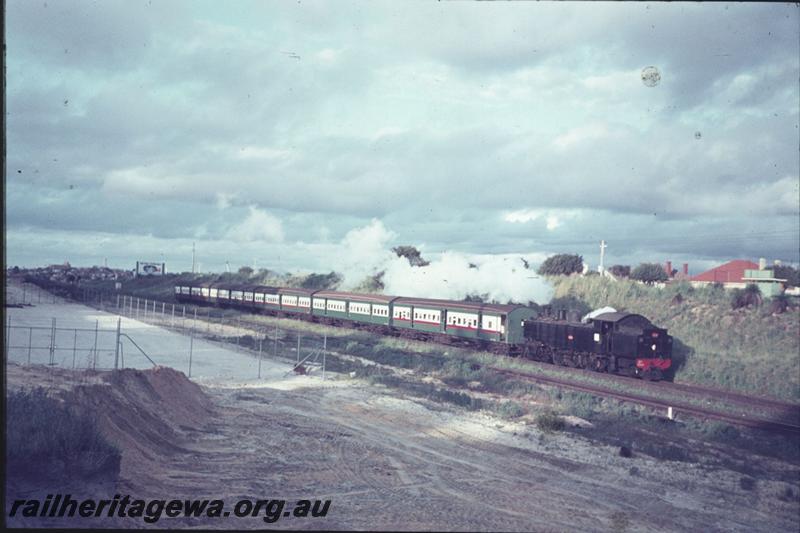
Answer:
599 240 607 274
191 242 196 273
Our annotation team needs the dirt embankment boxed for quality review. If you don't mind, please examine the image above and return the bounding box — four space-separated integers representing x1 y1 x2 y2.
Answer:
6 364 217 528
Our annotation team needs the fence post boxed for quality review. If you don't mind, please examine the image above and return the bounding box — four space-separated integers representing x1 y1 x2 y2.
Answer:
206 310 210 333
274 324 278 358
296 335 301 363
116 293 120 310
188 327 194 378
194 308 198 332
27 327 33 365
5 315 10 361
236 316 241 348
171 304 175 327
114 317 121 370
136 298 140 320
182 306 186 330
73 329 78 369
258 336 263 379
22 284 26 305
49 317 57 366
92 319 99 369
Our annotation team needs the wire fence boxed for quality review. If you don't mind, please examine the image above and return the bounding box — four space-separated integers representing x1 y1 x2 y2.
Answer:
6 280 328 379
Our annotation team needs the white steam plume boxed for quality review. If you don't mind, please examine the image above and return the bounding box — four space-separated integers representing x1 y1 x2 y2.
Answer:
331 220 553 305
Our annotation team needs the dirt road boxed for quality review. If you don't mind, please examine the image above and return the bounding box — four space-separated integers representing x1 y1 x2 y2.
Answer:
6 362 798 531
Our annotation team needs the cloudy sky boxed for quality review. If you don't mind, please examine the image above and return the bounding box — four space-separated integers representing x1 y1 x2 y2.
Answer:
6 1 799 285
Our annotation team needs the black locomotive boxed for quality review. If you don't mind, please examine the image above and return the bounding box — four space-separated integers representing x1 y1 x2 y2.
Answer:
523 311 672 380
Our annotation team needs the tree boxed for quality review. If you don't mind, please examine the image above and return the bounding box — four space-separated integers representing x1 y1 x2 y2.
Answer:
392 246 430 267
237 266 254 277
773 265 799 287
630 263 668 284
537 254 583 276
609 265 631 278
301 271 342 290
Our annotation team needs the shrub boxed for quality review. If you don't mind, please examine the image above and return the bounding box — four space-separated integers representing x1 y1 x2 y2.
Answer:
6 388 121 482
731 284 762 309
496 401 525 419
548 295 592 317
609 265 631 278
538 254 584 276
630 263 668 284
766 294 789 314
739 477 756 491
535 409 565 432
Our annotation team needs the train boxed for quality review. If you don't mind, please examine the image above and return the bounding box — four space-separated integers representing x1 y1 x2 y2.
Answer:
174 282 673 381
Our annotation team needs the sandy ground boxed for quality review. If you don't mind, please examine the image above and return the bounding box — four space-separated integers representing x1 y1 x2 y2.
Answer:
5 282 800 531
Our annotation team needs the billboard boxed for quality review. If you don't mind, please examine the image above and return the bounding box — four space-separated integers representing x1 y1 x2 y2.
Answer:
136 261 166 277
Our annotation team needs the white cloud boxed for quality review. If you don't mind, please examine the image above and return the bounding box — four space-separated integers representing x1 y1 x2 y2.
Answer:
504 209 579 231
225 206 284 243
552 124 610 150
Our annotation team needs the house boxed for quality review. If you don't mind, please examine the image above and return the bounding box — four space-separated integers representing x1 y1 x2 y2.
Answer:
690 259 786 296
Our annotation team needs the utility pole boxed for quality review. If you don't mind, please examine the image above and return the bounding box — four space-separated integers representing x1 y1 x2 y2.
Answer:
599 240 607 274
191 242 196 274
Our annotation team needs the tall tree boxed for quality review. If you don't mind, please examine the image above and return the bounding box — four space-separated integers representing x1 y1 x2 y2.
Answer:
630 263 668 284
537 254 583 276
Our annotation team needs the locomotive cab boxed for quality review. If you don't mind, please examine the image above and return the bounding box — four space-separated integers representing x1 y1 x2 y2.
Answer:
635 327 673 380
590 312 673 380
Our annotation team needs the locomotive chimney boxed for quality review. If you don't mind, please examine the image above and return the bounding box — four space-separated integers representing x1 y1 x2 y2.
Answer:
665 261 672 278
559 309 567 321
682 263 688 276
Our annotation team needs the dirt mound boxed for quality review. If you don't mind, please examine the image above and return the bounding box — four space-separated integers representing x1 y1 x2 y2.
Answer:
65 366 216 487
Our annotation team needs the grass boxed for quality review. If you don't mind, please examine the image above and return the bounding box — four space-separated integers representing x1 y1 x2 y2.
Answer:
6 388 121 483
550 276 800 400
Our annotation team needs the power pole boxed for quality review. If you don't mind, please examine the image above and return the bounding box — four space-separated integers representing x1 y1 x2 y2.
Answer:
191 242 196 274
599 240 607 274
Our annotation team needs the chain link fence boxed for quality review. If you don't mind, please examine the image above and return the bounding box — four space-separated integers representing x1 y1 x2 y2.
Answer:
6 280 328 379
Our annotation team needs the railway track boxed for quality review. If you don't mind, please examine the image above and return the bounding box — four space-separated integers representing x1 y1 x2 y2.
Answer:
488 366 800 435
222 309 800 434
63 290 800 435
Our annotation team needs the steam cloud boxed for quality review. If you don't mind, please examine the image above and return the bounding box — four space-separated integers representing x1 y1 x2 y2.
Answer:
330 220 554 305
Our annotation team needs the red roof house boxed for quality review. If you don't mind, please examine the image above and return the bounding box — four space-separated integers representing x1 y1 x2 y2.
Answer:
690 260 759 284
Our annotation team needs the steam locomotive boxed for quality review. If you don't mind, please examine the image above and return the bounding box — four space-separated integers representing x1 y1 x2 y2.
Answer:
174 282 673 380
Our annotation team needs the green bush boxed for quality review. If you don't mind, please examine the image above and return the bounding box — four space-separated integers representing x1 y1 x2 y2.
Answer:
6 388 121 482
535 409 565 432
